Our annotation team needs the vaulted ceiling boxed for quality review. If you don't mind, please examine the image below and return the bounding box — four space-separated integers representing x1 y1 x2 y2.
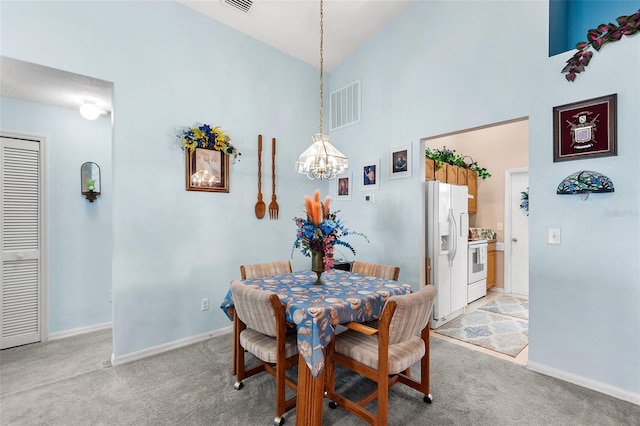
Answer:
178 0 410 71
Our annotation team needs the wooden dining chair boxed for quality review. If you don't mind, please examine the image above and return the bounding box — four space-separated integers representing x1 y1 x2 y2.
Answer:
240 260 292 280
325 285 437 426
232 260 293 375
231 281 298 426
351 261 400 281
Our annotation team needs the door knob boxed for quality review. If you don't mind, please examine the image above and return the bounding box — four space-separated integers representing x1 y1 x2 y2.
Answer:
512 237 518 242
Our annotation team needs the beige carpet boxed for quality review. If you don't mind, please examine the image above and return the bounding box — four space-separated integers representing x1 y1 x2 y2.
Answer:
2 329 639 425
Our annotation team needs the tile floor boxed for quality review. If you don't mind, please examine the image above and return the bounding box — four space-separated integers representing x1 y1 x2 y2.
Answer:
430 290 529 365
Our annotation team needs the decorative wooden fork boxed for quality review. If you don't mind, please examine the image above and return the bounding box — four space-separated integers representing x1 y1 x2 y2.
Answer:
269 137 279 219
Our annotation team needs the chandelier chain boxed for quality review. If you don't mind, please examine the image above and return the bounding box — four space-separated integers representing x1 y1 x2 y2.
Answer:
319 0 324 135
295 0 348 180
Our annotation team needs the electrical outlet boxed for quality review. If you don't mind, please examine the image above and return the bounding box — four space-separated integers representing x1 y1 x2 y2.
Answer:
548 228 561 245
201 298 209 311
496 222 503 231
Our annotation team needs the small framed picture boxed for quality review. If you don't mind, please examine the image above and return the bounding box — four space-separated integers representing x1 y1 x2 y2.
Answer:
335 172 352 200
186 147 229 192
361 159 380 191
553 93 617 162
389 143 411 179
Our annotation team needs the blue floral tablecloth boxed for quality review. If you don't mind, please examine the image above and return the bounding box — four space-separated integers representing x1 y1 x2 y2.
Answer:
220 269 411 377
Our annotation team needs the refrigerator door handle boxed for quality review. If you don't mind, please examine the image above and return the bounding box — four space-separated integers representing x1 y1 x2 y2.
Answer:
448 209 457 266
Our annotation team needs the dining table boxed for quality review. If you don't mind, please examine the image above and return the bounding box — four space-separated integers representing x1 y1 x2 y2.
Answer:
220 269 412 426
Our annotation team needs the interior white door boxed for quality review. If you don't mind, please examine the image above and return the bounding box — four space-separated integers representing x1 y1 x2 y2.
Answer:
1 135 43 349
506 169 529 296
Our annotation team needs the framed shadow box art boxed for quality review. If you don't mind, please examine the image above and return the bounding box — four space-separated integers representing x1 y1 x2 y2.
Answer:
553 94 617 162
186 147 229 193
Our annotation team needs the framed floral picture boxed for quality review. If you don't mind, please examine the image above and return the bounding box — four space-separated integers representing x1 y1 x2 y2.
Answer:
186 147 229 192
389 143 411 179
552 93 617 162
335 172 352 200
360 159 380 191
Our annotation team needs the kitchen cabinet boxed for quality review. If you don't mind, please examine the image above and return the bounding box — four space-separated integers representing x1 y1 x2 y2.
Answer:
425 160 478 213
457 167 468 185
486 241 496 290
468 170 477 214
446 164 458 184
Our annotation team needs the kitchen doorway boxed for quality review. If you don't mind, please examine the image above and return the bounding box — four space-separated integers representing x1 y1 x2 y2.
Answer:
422 117 529 293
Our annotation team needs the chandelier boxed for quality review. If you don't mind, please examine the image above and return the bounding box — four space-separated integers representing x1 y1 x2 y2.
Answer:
295 0 348 180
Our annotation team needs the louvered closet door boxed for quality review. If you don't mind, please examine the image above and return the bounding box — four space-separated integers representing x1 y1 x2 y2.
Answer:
1 136 41 349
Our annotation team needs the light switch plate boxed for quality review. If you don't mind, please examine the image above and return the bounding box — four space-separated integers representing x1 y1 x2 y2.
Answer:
548 228 561 245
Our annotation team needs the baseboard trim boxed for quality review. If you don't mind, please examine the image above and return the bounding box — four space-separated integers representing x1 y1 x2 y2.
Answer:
111 326 232 366
527 361 640 406
48 322 112 341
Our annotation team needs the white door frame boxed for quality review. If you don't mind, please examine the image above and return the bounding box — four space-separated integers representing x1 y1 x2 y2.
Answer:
504 167 528 294
0 131 49 344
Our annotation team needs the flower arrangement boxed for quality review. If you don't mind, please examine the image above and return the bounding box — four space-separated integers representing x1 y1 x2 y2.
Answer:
425 146 491 180
562 9 639 82
178 123 241 163
520 188 529 215
292 190 368 272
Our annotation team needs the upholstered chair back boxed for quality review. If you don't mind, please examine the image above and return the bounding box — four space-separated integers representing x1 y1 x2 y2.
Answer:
351 261 400 281
240 260 292 280
387 285 437 345
231 281 278 337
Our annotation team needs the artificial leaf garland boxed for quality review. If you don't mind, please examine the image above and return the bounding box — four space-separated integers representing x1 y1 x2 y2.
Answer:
562 9 640 82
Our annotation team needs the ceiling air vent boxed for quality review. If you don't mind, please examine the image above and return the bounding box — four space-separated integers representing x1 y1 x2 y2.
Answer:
225 0 252 13
330 80 361 132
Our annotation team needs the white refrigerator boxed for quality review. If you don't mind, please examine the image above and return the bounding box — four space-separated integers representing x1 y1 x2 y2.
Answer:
424 181 469 329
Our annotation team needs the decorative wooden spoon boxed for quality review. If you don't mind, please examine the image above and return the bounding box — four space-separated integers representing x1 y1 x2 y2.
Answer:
255 135 266 219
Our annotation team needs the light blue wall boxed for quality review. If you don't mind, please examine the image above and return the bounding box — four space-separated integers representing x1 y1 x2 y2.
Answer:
0 98 113 332
530 28 640 397
329 0 639 399
1 0 325 356
328 0 540 283
2 0 638 401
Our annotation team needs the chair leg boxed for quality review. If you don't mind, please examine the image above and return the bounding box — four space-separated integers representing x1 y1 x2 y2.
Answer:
234 321 246 389
275 359 285 419
231 310 238 376
421 325 432 402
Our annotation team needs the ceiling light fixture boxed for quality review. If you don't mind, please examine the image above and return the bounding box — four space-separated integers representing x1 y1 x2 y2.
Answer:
79 102 100 120
295 0 348 180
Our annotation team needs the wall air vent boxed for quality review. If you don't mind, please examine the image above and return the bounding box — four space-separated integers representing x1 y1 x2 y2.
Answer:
330 80 361 132
225 0 252 13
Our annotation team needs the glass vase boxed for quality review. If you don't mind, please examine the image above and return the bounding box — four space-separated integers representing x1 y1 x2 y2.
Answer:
311 251 325 285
